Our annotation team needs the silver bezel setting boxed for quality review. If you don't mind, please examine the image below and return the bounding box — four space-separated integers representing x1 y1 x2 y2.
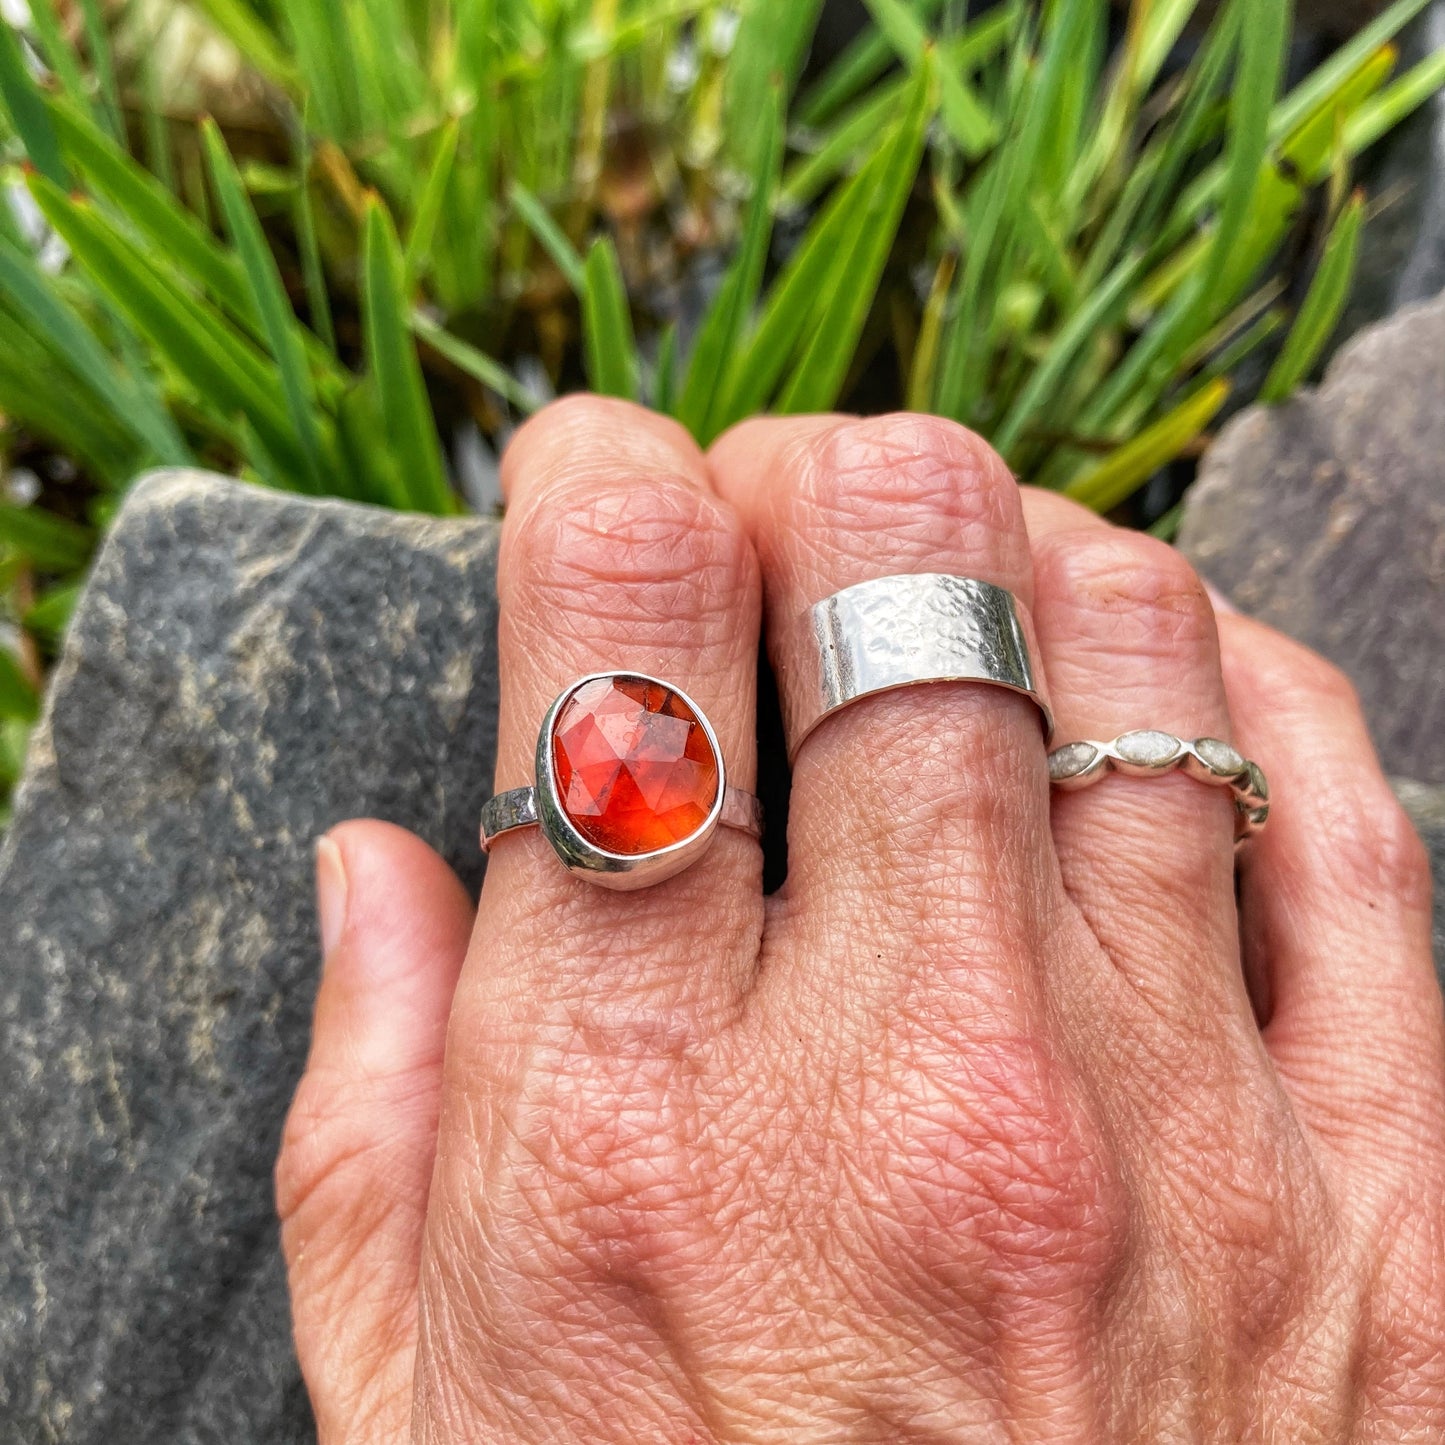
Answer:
533 671 727 891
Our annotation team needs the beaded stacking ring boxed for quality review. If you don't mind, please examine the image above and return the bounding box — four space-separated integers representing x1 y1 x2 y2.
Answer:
1049 731 1270 841
480 672 762 890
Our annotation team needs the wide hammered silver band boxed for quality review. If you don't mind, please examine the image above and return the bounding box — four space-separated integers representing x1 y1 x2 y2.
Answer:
480 784 763 849
1049 731 1270 840
776 573 1055 761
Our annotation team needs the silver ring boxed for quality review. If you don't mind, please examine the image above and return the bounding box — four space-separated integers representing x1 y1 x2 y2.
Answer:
1048 732 1270 840
776 574 1054 760
479 672 762 890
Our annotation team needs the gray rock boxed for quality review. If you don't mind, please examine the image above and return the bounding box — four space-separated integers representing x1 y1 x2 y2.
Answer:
1179 291 1445 787
0 471 501 1444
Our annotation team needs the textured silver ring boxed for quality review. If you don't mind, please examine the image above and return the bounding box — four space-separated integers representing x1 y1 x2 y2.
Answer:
479 672 762 890
1049 732 1270 840
776 573 1054 761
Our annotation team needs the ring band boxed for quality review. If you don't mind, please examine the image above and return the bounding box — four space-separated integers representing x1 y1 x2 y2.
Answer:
776 574 1054 760
1048 732 1270 840
479 672 761 890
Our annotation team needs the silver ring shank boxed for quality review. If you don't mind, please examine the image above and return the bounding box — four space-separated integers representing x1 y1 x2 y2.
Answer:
777 574 1054 761
481 784 762 853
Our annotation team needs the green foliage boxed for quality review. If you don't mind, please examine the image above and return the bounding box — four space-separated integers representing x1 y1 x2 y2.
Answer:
0 0 1441 825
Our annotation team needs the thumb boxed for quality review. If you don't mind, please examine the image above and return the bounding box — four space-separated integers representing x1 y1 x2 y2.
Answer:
277 820 474 1444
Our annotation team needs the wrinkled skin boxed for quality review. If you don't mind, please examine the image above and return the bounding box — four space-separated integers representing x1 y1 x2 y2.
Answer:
277 401 1445 1443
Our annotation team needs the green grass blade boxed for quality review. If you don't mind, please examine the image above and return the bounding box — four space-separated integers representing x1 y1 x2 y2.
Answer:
27 174 299 466
936 0 1098 419
47 98 252 321
139 38 177 195
285 0 364 141
510 181 586 294
1136 0 1206 88
1200 0 1291 308
0 501 92 569
0 21 69 186
798 0 948 124
1260 192 1364 404
0 310 138 479
992 249 1146 459
713 169 874 427
22 579 82 642
653 320 680 416
187 0 299 85
783 75 909 210
410 312 542 414
361 197 454 514
777 67 932 413
862 0 996 155
0 235 189 466
335 379 406 506
202 118 328 494
74 0 122 141
24 0 93 120
906 248 957 412
581 235 640 401
1342 44 1445 158
0 649 39 724
1272 0 1432 138
293 131 337 354
1066 378 1230 512
724 0 826 170
678 83 782 442
405 119 460 286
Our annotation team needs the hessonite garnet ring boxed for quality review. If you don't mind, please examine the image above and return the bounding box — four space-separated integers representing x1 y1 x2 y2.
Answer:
479 672 763 890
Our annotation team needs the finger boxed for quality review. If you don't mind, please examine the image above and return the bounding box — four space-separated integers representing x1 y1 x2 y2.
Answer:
1022 493 1245 1017
709 414 1056 1009
466 395 762 1045
277 821 474 1445
1219 613 1445 1156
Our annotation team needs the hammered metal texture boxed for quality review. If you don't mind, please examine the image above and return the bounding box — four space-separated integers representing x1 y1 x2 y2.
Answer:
479 785 539 850
778 574 1054 758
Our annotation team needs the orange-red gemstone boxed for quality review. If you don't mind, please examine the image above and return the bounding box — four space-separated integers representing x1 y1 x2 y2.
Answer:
551 676 719 855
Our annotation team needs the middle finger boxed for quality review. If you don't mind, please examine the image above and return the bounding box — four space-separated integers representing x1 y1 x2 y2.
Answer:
710 414 1060 1018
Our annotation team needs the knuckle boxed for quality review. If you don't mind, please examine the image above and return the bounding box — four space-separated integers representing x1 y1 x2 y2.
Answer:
506 1051 714 1284
275 1070 337 1225
787 413 1026 564
1255 633 1360 714
1044 529 1215 656
505 475 751 646
275 1068 415 1236
864 1030 1128 1304
1314 782 1433 913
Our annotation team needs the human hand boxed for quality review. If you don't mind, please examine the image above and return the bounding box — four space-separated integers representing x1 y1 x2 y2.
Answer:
277 400 1444 1441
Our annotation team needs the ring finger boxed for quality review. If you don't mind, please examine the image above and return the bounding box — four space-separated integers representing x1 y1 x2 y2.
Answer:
1021 489 1249 1024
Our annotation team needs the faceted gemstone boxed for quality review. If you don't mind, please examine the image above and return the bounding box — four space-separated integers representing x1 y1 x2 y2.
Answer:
551 675 719 855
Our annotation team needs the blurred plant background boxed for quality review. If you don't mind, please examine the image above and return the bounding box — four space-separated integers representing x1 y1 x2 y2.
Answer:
0 0 1442 822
